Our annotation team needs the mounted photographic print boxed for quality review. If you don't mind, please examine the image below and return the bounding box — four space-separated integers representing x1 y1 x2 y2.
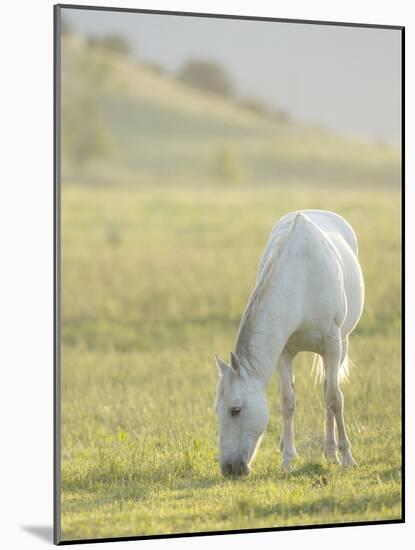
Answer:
54 4 404 544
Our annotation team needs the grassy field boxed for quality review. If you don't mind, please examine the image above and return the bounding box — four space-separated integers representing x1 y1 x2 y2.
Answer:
60 183 402 541
59 30 402 541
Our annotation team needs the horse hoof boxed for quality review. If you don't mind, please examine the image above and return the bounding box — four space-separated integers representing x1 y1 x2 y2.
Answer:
324 452 341 465
281 459 294 472
342 454 357 468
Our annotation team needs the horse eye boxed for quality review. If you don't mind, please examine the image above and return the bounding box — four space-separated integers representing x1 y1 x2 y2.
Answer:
231 407 241 417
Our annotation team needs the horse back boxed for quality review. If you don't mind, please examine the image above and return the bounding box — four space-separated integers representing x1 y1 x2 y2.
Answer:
263 210 364 337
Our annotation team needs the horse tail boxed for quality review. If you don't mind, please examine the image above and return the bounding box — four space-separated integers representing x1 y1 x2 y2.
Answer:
311 353 352 384
311 354 324 383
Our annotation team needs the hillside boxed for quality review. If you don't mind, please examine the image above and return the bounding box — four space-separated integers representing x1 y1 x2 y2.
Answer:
61 34 400 189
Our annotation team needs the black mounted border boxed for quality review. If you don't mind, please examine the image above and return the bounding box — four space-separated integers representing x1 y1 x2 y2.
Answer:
53 3 62 546
53 3 405 545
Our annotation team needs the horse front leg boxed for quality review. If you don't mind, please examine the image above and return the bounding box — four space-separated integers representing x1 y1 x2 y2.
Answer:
277 350 297 471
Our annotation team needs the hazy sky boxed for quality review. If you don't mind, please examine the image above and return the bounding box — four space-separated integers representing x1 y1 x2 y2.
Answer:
62 8 402 145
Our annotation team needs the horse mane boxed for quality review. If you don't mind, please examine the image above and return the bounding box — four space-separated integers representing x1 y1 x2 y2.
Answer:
235 213 303 361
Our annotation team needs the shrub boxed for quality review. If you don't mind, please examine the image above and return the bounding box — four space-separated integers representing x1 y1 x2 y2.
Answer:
212 145 244 183
178 59 235 99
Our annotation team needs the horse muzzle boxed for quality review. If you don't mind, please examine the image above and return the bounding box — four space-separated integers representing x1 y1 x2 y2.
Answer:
221 460 251 477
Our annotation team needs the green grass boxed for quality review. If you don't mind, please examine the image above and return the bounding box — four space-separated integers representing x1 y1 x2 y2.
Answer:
60 183 402 541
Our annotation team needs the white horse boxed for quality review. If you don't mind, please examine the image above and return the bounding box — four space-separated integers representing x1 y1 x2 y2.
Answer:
215 210 364 476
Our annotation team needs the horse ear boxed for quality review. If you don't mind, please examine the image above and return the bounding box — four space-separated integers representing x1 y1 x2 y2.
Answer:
215 354 228 376
230 352 241 374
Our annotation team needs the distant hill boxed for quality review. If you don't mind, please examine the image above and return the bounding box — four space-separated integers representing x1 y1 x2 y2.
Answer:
61 34 400 189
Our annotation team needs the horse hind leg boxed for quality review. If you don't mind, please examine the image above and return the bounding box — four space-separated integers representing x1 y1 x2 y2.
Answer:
322 330 357 468
321 336 349 464
323 376 340 464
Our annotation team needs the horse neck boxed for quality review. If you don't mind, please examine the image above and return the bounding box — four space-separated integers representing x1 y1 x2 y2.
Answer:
235 281 295 386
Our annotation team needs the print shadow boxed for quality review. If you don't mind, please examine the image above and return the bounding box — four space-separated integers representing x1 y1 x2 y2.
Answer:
21 525 53 543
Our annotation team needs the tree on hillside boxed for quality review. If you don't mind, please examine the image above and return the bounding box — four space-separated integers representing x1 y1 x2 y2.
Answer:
238 96 270 117
61 17 72 36
87 34 132 56
62 96 111 168
239 96 293 123
178 60 235 98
